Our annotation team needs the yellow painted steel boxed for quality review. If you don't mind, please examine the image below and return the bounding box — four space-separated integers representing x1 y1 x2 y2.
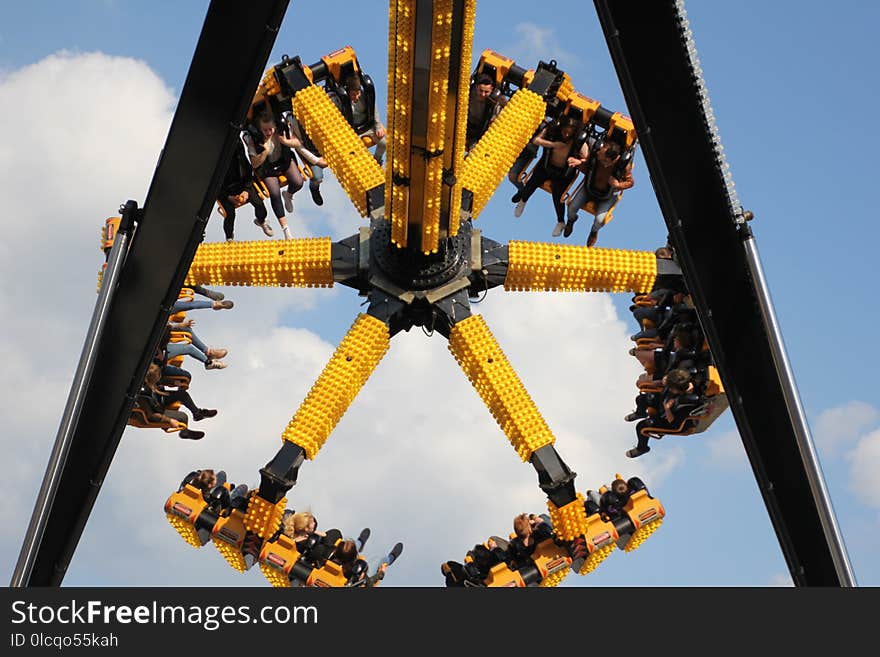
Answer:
539 568 569 587
211 511 249 573
458 90 547 220
505 242 657 293
625 518 663 552
260 562 291 588
446 0 476 239
579 543 616 575
532 539 573 587
420 0 454 254
282 314 390 459
621 490 665 552
386 0 417 246
166 514 202 548
258 534 303 588
243 493 287 540
706 365 725 396
448 314 555 461
185 238 334 288
547 494 588 542
164 485 208 548
292 85 383 217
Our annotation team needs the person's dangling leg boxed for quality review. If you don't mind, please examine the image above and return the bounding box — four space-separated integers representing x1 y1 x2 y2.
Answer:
219 197 236 241
588 195 616 248
279 160 304 239
246 182 272 237
171 299 213 313
514 161 549 217
263 175 286 234
550 177 567 237
308 165 324 206
166 341 208 364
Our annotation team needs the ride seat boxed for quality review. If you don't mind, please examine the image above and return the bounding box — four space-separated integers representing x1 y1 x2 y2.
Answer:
258 533 304 588
574 513 620 575
305 558 348 588
212 510 252 573
483 561 525 588
168 331 192 345
164 484 217 548
617 489 665 552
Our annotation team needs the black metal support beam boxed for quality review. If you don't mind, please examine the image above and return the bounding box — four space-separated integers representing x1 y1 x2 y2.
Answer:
593 0 854 585
16 0 289 587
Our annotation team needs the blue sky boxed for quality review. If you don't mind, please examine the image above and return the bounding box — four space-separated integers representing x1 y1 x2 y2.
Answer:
1 1 878 587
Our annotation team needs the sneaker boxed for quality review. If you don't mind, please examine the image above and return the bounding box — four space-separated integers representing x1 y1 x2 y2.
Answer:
207 348 228 359
179 428 205 441
563 219 576 238
226 238 234 242
388 542 404 565
626 446 650 458
624 412 643 422
356 528 371 551
587 230 599 248
193 408 218 421
282 190 294 213
552 221 565 237
254 218 273 237
511 192 521 203
310 186 324 206
202 288 224 302
212 300 234 310
514 200 526 218
205 360 227 370
282 225 292 240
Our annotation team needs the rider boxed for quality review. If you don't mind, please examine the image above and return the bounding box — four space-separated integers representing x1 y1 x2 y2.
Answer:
512 115 588 237
465 73 506 151
564 137 634 246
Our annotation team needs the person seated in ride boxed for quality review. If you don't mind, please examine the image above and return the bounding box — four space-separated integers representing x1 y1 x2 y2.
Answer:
666 324 699 373
280 510 324 547
164 320 228 371
149 362 218 423
508 118 550 199
506 512 555 566
133 366 205 441
585 489 603 515
598 478 632 519
327 540 366 585
217 137 270 239
465 73 506 151
287 112 329 206
627 368 697 458
512 116 588 237
337 75 387 165
245 112 304 240
179 469 221 499
564 138 634 247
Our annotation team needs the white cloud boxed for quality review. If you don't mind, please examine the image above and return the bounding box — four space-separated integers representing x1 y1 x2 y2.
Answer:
503 23 583 72
705 428 748 471
0 51 345 583
847 429 880 510
767 573 793 587
813 401 879 457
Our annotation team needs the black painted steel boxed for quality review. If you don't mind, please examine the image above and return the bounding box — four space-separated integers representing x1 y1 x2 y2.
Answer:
593 0 850 585
21 0 289 586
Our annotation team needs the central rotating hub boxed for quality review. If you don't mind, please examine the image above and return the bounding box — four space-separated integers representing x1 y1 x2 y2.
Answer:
370 218 472 291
